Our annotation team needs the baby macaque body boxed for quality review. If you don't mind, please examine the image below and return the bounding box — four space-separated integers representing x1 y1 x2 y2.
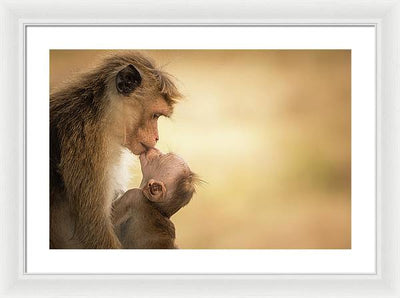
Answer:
112 148 196 249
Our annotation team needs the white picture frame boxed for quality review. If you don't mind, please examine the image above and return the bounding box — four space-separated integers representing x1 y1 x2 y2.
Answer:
1 0 399 297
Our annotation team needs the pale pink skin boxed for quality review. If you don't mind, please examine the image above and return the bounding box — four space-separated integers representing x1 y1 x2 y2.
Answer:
139 148 190 202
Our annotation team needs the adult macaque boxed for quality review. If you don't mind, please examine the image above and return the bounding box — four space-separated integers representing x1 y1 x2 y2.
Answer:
50 52 181 248
112 148 197 249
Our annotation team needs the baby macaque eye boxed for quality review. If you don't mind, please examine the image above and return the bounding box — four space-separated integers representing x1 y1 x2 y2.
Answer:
150 182 162 195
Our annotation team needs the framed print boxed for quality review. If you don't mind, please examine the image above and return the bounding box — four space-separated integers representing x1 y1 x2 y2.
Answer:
1 0 400 297
29 27 372 274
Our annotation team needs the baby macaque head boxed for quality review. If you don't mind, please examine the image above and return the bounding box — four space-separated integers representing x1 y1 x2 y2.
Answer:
139 148 197 217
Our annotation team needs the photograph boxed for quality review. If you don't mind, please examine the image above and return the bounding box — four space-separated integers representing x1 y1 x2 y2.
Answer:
49 49 351 249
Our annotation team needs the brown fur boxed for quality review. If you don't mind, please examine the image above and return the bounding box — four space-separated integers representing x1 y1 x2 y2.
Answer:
113 189 177 249
112 149 197 249
112 167 197 249
50 51 181 249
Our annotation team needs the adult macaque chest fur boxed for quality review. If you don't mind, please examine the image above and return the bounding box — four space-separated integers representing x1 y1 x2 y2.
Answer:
112 148 197 248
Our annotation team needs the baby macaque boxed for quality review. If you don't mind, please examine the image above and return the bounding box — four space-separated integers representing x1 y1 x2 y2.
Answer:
112 148 197 248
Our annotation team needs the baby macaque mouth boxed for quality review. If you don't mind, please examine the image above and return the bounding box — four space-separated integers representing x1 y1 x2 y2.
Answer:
145 147 162 159
139 147 163 167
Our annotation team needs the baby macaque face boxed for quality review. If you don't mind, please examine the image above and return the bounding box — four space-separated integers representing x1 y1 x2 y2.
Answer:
139 148 196 216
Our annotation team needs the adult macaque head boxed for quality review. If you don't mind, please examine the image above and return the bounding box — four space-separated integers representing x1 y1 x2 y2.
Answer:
115 60 178 155
139 148 197 217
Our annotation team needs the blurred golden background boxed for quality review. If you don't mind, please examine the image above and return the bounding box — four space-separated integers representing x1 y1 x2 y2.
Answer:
50 50 351 249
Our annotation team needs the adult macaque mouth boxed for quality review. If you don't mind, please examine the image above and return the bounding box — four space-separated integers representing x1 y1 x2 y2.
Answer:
140 142 149 151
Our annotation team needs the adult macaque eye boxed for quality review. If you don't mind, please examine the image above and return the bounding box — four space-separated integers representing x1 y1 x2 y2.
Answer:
152 113 161 120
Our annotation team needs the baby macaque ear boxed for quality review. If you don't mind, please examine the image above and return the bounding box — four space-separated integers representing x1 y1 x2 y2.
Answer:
142 179 166 202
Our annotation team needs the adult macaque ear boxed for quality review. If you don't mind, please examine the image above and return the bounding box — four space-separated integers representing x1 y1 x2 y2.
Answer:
142 179 166 202
116 64 142 96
